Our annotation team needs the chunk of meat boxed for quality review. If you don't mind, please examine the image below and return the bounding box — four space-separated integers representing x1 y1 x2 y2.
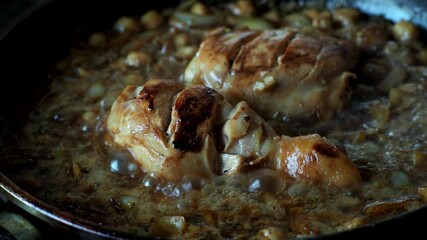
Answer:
107 79 221 181
271 134 362 187
219 101 277 174
108 80 361 187
219 98 361 187
185 29 359 121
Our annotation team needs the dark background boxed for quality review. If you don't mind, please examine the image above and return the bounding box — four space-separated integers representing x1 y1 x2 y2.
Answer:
0 0 39 37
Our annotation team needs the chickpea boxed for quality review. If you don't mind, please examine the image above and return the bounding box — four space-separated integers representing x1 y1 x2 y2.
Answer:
82 111 96 122
313 15 332 29
174 33 191 48
175 46 197 60
114 16 140 33
125 51 152 67
191 2 209 16
86 82 106 101
255 227 286 240
332 8 360 26
310 10 331 29
230 0 254 17
392 20 419 44
140 10 163 30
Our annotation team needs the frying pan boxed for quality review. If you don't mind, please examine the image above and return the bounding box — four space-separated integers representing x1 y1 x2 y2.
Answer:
0 0 426 239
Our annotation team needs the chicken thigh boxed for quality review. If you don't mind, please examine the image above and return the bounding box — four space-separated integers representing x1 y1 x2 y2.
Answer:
108 79 221 181
184 29 359 121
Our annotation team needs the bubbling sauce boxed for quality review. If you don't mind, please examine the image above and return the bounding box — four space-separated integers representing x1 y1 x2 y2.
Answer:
1 1 427 239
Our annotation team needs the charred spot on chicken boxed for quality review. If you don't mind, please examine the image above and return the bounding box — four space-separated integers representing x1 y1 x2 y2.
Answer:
171 86 221 152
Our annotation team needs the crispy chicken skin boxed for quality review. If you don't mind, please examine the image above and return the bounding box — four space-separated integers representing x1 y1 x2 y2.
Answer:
108 80 361 187
107 79 221 181
272 134 362 187
185 29 359 121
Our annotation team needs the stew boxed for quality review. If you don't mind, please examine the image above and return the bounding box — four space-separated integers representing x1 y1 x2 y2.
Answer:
1 1 427 239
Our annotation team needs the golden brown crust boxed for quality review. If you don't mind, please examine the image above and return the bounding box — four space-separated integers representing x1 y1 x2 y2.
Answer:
185 29 360 121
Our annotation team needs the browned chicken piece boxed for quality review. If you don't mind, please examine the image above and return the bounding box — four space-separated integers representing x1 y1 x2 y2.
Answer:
185 29 359 121
219 98 361 187
107 79 221 181
271 134 362 187
108 80 361 187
